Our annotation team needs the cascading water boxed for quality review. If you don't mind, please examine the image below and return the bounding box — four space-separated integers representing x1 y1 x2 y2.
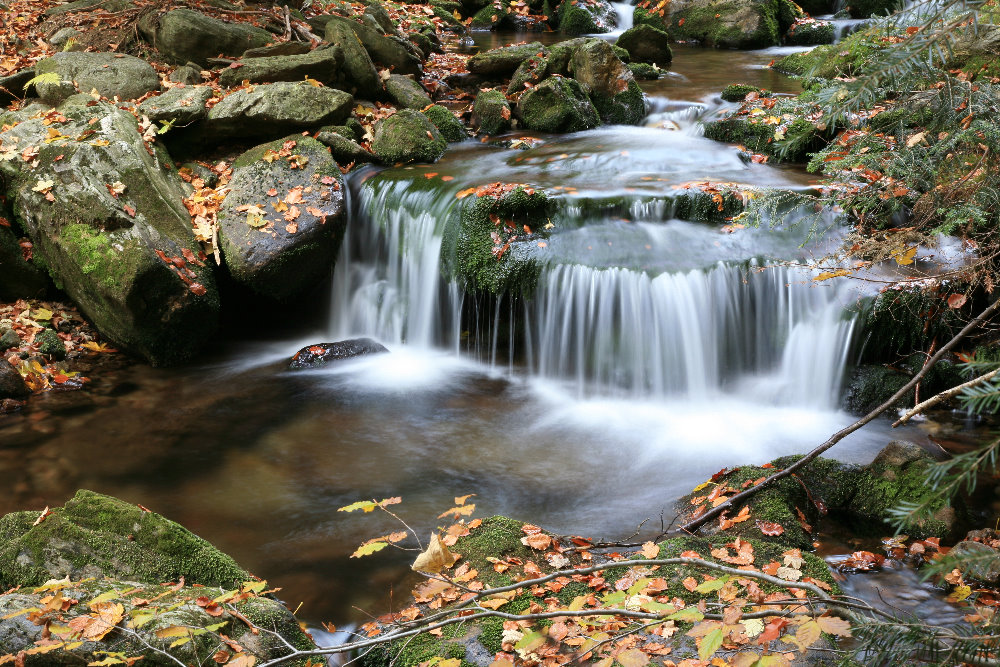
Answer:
330 172 858 411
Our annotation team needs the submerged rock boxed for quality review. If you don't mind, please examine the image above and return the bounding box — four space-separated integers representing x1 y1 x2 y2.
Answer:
289 337 389 369
218 135 346 301
372 109 447 164
34 52 160 105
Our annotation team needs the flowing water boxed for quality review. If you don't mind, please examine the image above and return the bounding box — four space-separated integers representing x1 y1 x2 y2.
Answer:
0 34 968 626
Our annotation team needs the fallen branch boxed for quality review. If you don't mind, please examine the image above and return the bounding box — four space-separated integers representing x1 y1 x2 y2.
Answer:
673 297 1000 535
893 367 1000 426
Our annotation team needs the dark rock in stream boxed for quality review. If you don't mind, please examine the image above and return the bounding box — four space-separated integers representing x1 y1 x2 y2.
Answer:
0 361 30 399
289 337 389 369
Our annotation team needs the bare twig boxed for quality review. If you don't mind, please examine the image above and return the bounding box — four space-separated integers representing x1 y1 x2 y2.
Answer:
673 297 1000 536
893 367 1000 426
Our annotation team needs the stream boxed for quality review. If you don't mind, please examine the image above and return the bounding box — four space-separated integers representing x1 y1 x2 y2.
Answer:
0 20 983 629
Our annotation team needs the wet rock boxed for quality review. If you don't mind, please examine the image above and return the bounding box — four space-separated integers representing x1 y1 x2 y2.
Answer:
721 83 765 101
785 19 835 45
950 540 1000 583
218 46 342 88
218 135 347 301
288 337 389 369
423 104 468 142
36 329 66 360
372 109 447 164
138 8 271 65
633 4 669 31
207 81 353 140
0 69 35 107
315 129 377 163
559 0 616 34
385 73 433 109
517 76 600 133
364 2 398 34
628 62 661 79
0 101 218 366
137 85 213 126
321 14 421 75
471 89 512 136
467 41 547 76
0 361 29 399
323 16 385 99
615 24 673 66
34 52 160 105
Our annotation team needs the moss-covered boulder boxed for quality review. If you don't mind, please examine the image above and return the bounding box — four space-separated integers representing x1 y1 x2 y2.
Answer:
321 14 421 75
569 38 646 124
218 135 346 301
0 489 251 588
668 0 801 48
217 46 342 88
138 8 272 66
441 185 552 295
207 81 354 140
703 93 826 161
385 73 433 109
422 104 468 142
559 0 616 34
506 54 550 94
471 89 512 135
0 101 218 366
842 355 963 415
467 41 547 76
324 16 385 100
517 75 600 132
774 24 898 77
720 82 765 101
785 17 835 45
633 4 669 31
615 24 673 65
34 52 160 105
0 578 316 665
372 109 448 164
36 328 66 359
136 85 213 126
315 128 377 163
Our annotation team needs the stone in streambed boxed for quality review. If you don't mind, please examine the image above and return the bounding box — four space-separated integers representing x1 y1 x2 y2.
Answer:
288 337 389 369
615 24 673 66
385 73 433 109
517 76 599 133
217 47 342 88
371 109 447 164
0 362 29 400
320 14 421 75
467 41 547 76
315 129 376 164
138 8 272 65
207 81 353 140
34 52 160 105
569 38 646 125
471 89 512 136
136 85 213 126
422 104 468 143
218 135 346 301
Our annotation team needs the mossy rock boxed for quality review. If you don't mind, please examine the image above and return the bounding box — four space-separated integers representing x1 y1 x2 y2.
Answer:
467 41 547 76
471 89 512 135
785 19 835 45
633 4 669 31
568 38 646 125
517 75 600 133
0 102 219 366
704 94 827 161
559 0 616 34
323 16 385 99
372 109 448 164
842 356 963 415
628 61 662 79
207 81 354 141
0 220 49 301
321 14 421 75
774 24 899 77
441 186 552 295
422 104 468 142
506 54 550 94
615 24 673 66
720 83 765 101
668 0 801 49
218 135 347 301
217 46 342 88
0 490 252 589
136 85 213 126
34 51 160 105
385 73 433 109
35 328 66 359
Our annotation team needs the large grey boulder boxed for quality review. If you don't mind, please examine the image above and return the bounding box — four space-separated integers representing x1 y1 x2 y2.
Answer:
136 85 213 126
0 101 219 366
34 52 160 105
323 17 384 99
570 39 646 124
139 8 272 65
217 46 342 88
615 24 673 66
218 135 346 300
371 109 447 164
207 81 353 140
322 14 421 75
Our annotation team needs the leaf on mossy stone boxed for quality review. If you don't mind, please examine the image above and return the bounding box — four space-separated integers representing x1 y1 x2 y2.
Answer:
698 626 725 660
411 533 459 573
695 576 730 593
514 630 546 652
816 615 851 637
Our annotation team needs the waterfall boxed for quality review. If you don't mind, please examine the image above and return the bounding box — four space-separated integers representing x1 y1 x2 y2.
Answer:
330 175 857 410
527 262 855 406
